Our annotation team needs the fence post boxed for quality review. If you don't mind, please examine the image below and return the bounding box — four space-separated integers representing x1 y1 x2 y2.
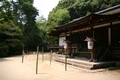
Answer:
42 47 44 62
36 46 39 74
65 49 67 71
50 50 53 65
22 46 24 63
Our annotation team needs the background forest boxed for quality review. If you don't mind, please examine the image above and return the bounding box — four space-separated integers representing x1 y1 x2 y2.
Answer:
0 0 120 57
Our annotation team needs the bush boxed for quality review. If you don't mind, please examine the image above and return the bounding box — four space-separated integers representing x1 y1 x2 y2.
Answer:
8 40 23 56
0 43 9 57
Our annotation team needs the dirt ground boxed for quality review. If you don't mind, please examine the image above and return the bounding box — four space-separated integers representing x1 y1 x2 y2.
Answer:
0 53 120 80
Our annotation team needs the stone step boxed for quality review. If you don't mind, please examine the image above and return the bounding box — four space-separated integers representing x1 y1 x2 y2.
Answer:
54 57 116 70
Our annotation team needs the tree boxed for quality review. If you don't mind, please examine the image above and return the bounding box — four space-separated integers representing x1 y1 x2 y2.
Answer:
47 8 70 32
0 21 23 57
47 0 120 46
0 0 24 57
0 0 40 56
48 9 70 26
11 0 40 50
22 1 40 50
36 16 47 50
48 0 120 22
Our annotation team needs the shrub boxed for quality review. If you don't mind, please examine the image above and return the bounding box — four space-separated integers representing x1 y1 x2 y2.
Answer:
0 43 9 57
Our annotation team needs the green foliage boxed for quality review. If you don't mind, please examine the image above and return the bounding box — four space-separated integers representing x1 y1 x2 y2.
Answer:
36 16 52 51
0 0 120 56
47 9 70 46
48 0 120 21
47 8 70 34
0 42 8 57
56 0 76 9
20 0 40 50
53 9 70 25
109 0 120 6
46 0 120 47
0 21 23 56
0 0 40 56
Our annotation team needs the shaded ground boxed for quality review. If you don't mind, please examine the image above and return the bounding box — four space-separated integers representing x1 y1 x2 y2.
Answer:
0 53 120 80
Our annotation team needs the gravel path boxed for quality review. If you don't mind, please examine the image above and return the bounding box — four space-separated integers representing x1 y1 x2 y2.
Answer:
0 54 120 80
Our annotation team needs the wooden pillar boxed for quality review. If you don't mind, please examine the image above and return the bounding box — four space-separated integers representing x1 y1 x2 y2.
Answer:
108 22 112 46
92 27 95 60
90 19 96 62
108 22 113 58
69 32 72 57
93 30 95 38
91 26 94 38
91 26 95 62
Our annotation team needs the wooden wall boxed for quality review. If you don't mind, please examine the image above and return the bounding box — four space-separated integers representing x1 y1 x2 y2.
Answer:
65 24 120 61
